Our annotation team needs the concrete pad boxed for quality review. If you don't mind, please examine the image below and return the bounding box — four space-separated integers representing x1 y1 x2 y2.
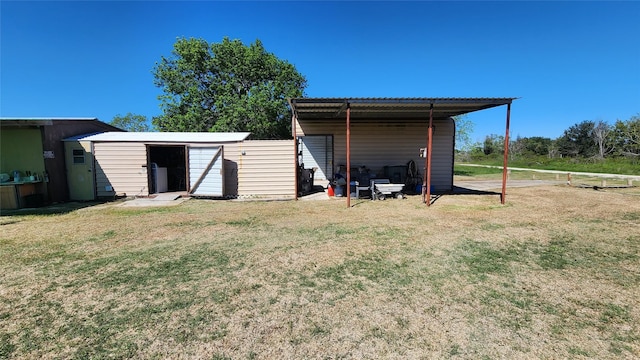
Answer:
119 197 188 207
152 193 182 201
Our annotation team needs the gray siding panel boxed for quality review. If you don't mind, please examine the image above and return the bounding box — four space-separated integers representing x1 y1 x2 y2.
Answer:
300 135 333 182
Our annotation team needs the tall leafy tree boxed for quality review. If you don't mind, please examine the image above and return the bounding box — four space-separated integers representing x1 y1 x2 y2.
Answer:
110 113 151 132
612 114 640 157
522 136 553 156
482 134 504 155
556 120 597 157
152 37 307 139
508 134 525 159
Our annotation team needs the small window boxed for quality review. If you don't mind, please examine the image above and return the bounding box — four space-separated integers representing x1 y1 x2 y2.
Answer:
72 149 85 164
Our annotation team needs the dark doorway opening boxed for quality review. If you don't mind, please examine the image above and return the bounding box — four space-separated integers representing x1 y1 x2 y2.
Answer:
148 145 187 193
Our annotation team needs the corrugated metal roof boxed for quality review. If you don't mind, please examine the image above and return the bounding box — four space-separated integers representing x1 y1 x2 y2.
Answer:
0 117 99 121
289 97 516 120
64 131 250 143
62 132 106 141
0 117 123 131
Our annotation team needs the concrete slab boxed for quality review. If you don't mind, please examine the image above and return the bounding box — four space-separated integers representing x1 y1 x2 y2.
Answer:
152 193 182 201
119 193 188 207
119 198 188 207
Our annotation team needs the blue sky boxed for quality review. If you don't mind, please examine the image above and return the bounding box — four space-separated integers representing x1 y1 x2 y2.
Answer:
1 1 638 143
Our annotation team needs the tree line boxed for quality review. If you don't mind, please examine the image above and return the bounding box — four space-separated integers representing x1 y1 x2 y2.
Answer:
466 115 640 162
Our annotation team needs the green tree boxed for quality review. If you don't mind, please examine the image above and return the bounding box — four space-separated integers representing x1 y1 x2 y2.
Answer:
152 37 307 139
508 134 525 160
522 136 553 156
483 134 504 155
453 115 474 151
110 113 151 132
612 114 640 157
556 120 597 157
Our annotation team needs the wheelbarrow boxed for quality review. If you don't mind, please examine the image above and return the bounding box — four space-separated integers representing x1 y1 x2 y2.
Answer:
371 179 405 200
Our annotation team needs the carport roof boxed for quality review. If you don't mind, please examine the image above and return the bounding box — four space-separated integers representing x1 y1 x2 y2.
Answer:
64 131 251 143
289 97 516 120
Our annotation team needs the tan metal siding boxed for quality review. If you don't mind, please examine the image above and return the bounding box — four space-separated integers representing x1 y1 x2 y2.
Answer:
94 142 148 197
237 140 295 197
297 119 454 191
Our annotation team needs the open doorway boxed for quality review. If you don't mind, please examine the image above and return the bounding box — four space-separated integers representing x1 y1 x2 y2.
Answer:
148 145 187 193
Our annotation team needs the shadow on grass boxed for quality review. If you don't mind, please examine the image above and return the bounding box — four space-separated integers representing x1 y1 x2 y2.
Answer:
0 200 113 217
347 186 502 206
428 186 501 205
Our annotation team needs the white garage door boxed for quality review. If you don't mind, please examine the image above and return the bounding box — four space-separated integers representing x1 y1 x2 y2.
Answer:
189 146 224 196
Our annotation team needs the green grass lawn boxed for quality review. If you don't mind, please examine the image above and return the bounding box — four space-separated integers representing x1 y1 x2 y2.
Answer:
1 186 639 359
454 163 638 187
461 156 640 175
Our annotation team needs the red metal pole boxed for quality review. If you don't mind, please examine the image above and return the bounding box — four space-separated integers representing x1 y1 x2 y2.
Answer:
293 114 299 200
426 103 434 207
501 103 511 204
346 104 351 208
422 132 428 202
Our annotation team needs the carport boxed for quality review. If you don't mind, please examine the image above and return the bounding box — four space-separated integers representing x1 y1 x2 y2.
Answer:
289 97 515 207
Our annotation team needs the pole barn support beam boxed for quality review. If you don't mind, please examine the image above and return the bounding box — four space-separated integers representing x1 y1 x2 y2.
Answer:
501 103 511 204
426 103 434 206
293 114 299 200
346 103 351 208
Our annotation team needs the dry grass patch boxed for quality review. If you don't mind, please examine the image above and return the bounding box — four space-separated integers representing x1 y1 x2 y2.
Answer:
1 185 639 359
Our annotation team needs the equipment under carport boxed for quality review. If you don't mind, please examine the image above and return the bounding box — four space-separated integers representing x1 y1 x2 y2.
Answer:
298 166 316 195
371 179 405 200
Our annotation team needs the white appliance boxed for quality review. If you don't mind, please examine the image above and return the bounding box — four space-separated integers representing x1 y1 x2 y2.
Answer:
151 163 168 193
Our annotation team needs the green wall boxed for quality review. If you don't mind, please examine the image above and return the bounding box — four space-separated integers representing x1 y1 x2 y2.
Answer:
0 128 45 177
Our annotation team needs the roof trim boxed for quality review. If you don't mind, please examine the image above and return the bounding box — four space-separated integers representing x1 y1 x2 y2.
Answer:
64 132 251 143
0 117 123 131
291 97 515 104
289 97 517 120
0 117 99 121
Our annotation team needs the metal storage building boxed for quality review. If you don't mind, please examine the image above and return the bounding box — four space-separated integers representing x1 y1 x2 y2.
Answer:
63 132 296 200
289 97 516 206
